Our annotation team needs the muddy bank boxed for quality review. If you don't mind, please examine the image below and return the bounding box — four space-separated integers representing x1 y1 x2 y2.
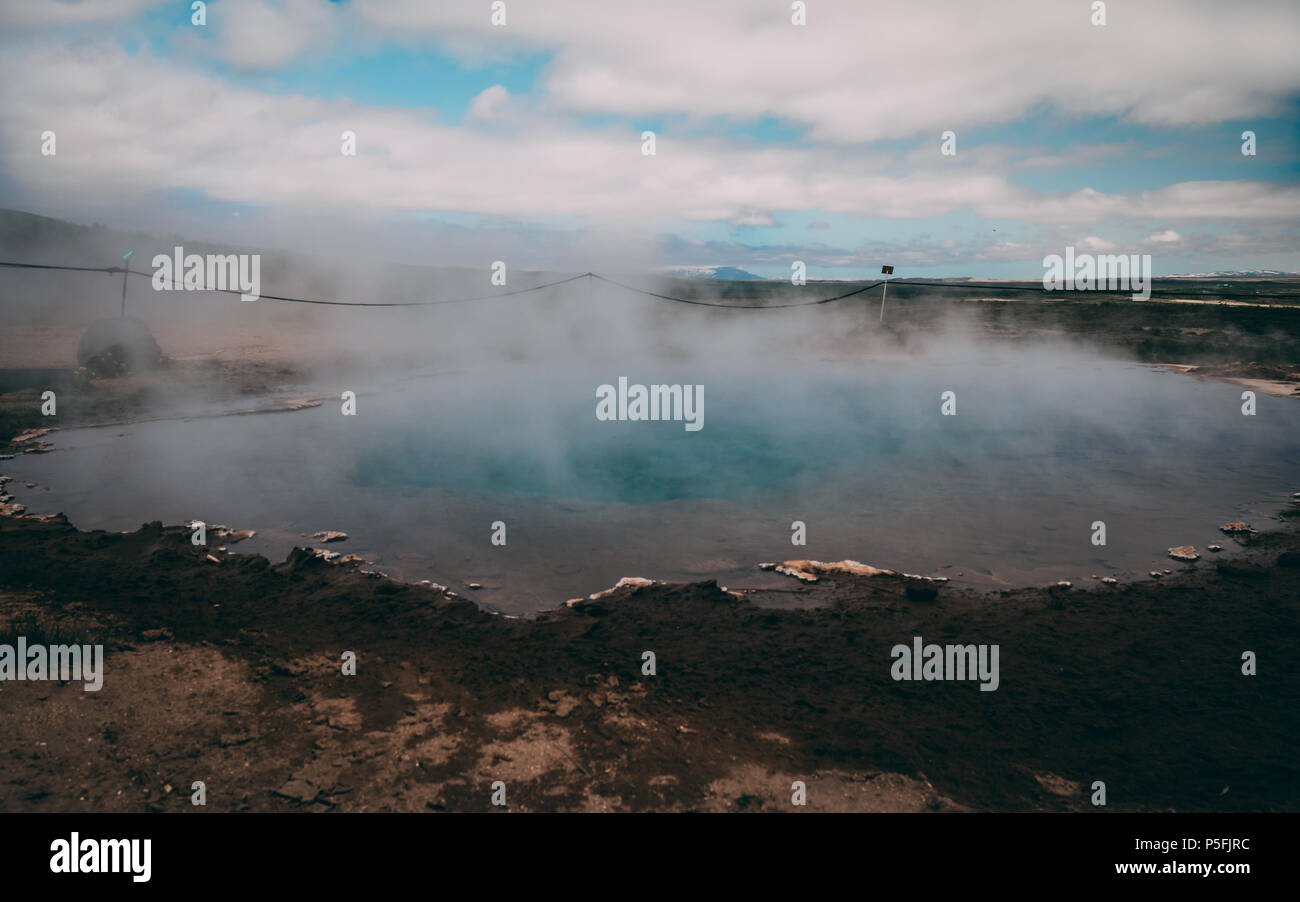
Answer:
1 511 1297 812
0 355 317 456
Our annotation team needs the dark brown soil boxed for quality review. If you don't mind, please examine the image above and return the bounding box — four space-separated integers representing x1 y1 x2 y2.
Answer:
1196 361 1300 384
1 511 1296 812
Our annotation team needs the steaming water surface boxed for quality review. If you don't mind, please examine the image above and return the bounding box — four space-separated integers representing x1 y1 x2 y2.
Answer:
7 351 1298 614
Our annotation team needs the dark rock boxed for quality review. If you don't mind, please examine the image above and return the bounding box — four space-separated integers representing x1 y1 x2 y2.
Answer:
905 583 940 601
1216 560 1267 579
273 780 318 803
76 317 164 375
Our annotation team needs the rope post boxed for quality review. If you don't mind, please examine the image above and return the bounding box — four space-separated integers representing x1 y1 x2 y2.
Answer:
118 249 135 318
879 264 893 323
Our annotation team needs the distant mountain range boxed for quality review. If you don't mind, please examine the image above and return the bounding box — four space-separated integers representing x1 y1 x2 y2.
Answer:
1165 270 1300 278
3 208 1294 286
657 265 765 281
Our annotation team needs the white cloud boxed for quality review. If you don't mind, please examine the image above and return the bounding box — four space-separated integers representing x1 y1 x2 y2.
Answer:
0 0 168 28
1077 236 1118 252
467 85 513 121
213 0 336 71
729 212 778 227
356 0 1300 141
2 44 1296 236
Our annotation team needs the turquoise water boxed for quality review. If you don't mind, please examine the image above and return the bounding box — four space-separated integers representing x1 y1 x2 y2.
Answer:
5 354 1298 614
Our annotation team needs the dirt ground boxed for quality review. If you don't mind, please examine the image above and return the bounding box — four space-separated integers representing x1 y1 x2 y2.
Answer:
0 508 1297 812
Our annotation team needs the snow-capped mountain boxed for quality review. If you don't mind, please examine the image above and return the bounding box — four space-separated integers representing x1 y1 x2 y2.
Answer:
1165 270 1299 278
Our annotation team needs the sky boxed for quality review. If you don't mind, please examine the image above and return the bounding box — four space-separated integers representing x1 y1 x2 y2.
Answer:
0 0 1298 278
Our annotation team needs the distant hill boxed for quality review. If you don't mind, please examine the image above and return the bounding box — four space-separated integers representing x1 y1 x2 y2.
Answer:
0 207 554 319
0 208 172 265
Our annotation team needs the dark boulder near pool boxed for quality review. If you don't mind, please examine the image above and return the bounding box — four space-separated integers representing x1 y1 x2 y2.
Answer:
904 582 940 601
76 317 163 376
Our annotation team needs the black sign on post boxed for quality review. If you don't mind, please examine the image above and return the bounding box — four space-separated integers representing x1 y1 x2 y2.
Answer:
881 265 894 275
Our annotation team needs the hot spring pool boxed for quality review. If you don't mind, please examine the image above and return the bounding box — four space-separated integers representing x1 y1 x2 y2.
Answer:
6 351 1298 613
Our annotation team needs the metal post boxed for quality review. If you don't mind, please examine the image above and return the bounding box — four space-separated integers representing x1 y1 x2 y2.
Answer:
878 265 894 323
119 249 135 318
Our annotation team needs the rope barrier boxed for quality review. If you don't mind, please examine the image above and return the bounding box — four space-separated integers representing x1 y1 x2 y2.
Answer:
0 260 592 307
5 258 1294 308
0 259 901 309
9 257 1201 309
588 272 887 308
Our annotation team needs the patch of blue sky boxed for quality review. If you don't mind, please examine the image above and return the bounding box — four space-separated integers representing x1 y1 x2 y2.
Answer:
574 112 812 146
250 48 550 122
130 5 550 123
958 105 1300 192
681 208 1026 250
669 209 1052 280
149 187 263 234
